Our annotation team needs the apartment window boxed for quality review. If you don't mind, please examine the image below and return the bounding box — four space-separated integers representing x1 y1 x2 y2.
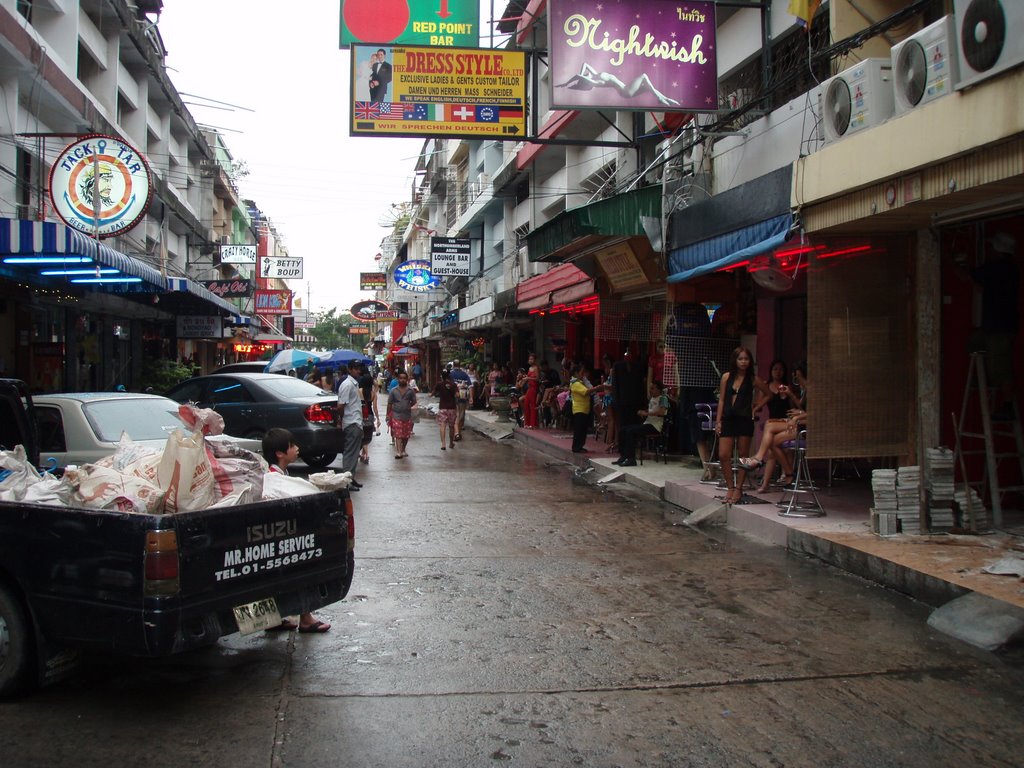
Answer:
514 178 529 205
16 1 31 22
16 147 33 220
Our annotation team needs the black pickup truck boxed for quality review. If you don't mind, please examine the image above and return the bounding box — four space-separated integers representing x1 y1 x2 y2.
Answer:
0 379 355 698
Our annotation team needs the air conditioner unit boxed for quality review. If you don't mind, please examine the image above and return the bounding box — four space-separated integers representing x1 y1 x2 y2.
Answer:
954 0 1024 91
821 58 895 144
891 15 959 115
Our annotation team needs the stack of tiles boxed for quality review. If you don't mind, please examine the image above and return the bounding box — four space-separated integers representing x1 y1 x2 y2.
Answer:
871 469 899 536
896 466 921 535
925 447 956 531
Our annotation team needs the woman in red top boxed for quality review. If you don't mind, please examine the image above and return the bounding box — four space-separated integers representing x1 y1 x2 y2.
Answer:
520 353 540 428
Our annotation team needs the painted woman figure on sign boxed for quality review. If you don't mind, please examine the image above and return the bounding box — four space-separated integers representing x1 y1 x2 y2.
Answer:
556 63 680 107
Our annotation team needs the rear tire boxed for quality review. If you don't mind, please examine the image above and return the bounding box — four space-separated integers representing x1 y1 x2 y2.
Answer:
302 452 337 470
0 583 35 699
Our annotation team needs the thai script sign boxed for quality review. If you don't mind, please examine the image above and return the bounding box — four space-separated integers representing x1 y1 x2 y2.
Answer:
430 237 472 276
176 315 224 339
254 289 293 315
340 0 479 48
49 134 151 238
203 279 253 298
261 257 303 279
394 260 441 292
350 45 527 139
220 244 257 264
360 271 388 291
548 0 717 111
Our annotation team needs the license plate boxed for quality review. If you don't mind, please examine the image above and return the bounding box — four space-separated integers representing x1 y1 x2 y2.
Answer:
232 597 281 635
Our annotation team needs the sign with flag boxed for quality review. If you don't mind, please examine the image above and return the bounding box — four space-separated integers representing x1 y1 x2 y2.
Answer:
350 44 527 139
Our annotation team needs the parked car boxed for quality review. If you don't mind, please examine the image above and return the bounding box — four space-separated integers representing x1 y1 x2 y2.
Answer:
31 392 262 469
165 373 342 469
213 361 269 374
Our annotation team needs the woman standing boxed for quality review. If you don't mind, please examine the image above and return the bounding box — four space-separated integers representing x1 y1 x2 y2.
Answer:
520 353 540 428
433 369 459 450
715 347 772 504
386 371 417 459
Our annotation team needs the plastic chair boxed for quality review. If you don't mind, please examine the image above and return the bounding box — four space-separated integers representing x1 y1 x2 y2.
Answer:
639 410 673 465
777 429 826 518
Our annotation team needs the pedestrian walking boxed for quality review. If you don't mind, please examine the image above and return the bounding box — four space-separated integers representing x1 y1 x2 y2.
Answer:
336 361 364 489
569 362 601 453
387 370 417 459
433 369 459 450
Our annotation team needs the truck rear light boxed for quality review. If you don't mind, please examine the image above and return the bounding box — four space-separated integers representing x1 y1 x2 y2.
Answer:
304 403 336 424
145 530 180 596
345 497 355 551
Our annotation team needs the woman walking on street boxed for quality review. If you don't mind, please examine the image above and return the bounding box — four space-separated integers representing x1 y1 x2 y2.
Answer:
386 371 417 459
433 369 459 450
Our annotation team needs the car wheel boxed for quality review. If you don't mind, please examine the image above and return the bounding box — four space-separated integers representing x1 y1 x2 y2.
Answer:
301 452 337 470
0 582 35 699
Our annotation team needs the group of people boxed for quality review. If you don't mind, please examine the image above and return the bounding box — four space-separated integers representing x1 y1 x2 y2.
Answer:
714 348 809 504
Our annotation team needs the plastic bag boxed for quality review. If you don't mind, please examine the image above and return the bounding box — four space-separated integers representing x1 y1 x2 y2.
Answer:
0 445 44 502
158 429 217 514
261 472 321 500
205 438 267 502
69 464 166 514
308 470 355 491
23 473 73 506
177 403 225 435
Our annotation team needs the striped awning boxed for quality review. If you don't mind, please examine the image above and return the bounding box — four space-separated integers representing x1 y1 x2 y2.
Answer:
0 217 164 290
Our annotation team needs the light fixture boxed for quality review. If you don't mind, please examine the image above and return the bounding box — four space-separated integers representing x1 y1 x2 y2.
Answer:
69 277 144 284
40 268 118 276
4 256 93 265
701 302 723 324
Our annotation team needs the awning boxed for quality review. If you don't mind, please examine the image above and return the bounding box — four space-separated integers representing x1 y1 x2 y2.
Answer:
253 314 292 344
516 263 590 307
667 212 794 283
666 166 795 283
527 185 662 262
167 276 241 314
0 217 164 291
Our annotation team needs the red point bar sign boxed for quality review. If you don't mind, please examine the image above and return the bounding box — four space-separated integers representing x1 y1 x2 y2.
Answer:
340 0 479 48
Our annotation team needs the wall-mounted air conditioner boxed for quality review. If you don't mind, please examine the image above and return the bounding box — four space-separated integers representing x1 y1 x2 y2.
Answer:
821 58 895 144
954 0 1024 91
891 15 959 115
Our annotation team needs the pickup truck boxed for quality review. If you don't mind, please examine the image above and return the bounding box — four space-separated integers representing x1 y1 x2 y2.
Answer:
0 379 355 698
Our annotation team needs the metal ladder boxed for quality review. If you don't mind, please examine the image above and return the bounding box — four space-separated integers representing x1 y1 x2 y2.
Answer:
954 352 1024 529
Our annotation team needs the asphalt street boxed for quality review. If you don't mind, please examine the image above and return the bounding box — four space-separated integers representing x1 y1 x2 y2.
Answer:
1 426 1022 767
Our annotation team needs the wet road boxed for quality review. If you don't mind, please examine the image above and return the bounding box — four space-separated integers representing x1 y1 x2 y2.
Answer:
1 428 1023 767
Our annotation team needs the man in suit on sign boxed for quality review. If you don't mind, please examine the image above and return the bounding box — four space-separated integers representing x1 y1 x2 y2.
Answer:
369 49 392 102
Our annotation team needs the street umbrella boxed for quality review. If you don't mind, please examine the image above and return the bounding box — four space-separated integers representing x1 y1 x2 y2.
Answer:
392 346 420 357
317 348 373 370
264 348 320 373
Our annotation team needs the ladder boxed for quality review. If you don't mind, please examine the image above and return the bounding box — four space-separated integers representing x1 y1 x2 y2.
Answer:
954 352 1024 529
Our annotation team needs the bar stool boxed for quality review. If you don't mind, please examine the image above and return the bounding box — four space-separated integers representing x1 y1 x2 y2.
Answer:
777 429 826 518
695 403 721 484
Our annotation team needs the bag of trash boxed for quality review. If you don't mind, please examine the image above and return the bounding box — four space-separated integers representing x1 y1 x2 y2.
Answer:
68 464 165 514
261 472 320 500
158 429 217 514
0 445 44 502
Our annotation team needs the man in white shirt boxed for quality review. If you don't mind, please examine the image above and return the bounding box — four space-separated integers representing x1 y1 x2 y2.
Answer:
336 361 364 488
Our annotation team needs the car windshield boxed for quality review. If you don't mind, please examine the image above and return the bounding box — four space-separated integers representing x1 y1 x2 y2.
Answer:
82 398 188 442
259 377 335 398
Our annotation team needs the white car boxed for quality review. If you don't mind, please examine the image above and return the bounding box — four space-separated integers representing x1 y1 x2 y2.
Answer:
31 392 262 469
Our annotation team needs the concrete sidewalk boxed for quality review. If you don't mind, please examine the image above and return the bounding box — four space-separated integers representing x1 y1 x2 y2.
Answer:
428 397 1024 619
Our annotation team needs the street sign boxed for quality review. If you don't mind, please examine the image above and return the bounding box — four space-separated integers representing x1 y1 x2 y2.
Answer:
431 236 471 276
261 257 304 279
340 0 479 48
350 45 527 140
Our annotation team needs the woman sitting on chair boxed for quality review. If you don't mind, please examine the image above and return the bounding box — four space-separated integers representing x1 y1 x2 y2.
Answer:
740 362 809 486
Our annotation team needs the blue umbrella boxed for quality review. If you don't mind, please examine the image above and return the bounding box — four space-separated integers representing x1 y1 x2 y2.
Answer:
318 349 373 370
264 348 320 373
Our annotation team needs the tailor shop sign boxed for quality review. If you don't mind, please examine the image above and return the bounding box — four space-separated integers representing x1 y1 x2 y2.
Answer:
49 134 152 238
203 279 253 299
339 0 478 47
176 315 223 339
548 0 717 112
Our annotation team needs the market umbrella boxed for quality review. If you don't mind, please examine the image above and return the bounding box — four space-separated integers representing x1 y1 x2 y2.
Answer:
392 346 420 357
264 348 320 373
318 348 373 370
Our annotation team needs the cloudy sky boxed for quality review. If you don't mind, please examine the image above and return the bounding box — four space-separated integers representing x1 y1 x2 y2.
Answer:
158 2 437 315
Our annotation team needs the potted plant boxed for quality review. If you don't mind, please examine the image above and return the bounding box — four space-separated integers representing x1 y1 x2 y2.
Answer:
489 384 512 422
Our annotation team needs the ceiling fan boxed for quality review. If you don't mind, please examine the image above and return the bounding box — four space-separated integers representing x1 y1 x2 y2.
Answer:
747 254 794 292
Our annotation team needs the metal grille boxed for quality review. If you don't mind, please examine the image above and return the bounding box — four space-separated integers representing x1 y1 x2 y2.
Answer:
807 246 911 459
664 302 736 390
598 299 666 342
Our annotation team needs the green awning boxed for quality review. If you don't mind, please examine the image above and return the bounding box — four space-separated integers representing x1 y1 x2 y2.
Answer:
527 185 662 262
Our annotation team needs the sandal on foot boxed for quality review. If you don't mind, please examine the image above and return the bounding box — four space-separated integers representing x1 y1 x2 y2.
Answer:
776 475 795 487
738 457 764 470
298 620 331 634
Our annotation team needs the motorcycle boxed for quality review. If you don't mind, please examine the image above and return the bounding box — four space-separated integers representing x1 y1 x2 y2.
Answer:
507 386 524 427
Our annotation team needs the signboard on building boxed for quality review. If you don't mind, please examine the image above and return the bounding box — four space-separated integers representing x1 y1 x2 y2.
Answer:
350 45 527 139
261 257 303 279
254 288 293 315
349 325 371 334
340 0 479 48
49 134 152 238
373 310 403 321
176 315 224 339
351 299 391 321
595 241 649 291
430 237 472 276
394 260 441 292
203 279 253 298
548 0 717 112
219 244 257 264
360 271 388 291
